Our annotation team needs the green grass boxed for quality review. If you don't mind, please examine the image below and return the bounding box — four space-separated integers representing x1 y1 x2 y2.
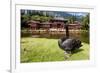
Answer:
21 37 89 63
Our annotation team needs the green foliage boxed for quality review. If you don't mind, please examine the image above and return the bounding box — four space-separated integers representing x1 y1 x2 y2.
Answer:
21 14 30 22
68 15 77 24
21 14 31 28
31 15 40 21
31 15 52 22
81 14 89 30
68 16 74 24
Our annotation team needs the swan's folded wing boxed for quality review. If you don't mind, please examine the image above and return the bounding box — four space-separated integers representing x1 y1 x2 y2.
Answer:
62 39 73 50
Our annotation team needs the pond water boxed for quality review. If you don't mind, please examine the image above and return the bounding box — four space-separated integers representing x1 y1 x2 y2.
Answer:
21 30 89 44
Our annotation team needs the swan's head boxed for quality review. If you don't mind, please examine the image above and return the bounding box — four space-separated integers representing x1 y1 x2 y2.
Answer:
75 39 83 48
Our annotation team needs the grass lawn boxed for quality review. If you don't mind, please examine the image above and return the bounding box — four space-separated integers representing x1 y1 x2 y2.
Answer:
21 37 89 63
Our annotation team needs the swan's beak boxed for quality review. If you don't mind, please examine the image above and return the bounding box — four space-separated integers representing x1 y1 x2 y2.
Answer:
80 44 83 47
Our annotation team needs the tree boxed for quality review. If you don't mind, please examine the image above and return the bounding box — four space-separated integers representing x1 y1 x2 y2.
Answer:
21 14 30 28
31 15 40 21
68 15 77 24
81 14 89 30
68 16 74 24
31 15 52 22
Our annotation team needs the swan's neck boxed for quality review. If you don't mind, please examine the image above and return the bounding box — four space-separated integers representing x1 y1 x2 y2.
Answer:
65 24 69 38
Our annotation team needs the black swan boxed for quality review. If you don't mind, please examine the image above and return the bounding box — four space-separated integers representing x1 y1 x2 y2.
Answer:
58 24 82 59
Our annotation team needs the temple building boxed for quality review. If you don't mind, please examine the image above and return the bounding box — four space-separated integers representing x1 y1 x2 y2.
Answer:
27 18 82 31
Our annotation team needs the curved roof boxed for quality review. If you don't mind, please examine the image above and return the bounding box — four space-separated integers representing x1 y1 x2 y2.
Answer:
69 24 81 26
